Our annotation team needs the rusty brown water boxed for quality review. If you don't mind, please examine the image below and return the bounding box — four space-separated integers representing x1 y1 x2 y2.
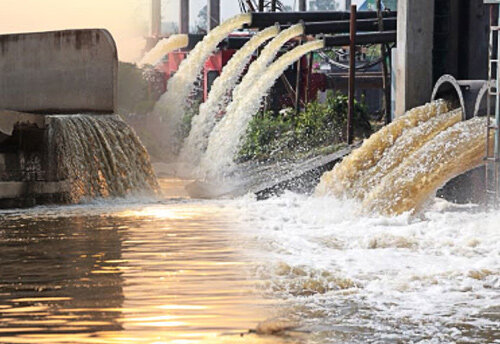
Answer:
0 179 498 343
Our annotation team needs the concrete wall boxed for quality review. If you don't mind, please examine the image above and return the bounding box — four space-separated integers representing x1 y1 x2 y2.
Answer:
395 0 435 116
0 29 117 114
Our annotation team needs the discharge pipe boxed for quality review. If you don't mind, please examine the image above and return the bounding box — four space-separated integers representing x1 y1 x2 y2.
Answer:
248 11 396 29
283 17 397 35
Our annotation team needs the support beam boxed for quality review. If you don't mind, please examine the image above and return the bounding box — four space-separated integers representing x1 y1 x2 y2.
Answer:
395 0 435 116
347 4 356 144
180 0 189 34
299 0 307 11
208 0 220 30
151 0 162 37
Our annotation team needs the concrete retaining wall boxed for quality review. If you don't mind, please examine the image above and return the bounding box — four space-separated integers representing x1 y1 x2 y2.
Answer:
0 29 117 114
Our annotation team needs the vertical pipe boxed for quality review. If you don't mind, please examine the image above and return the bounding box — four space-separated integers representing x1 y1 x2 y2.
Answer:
347 4 356 145
271 0 277 12
299 0 307 11
305 52 313 104
295 40 304 115
180 0 189 34
259 0 264 12
208 0 220 30
151 0 162 37
377 0 391 124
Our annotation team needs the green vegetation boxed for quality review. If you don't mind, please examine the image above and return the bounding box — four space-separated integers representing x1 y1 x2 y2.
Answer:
237 92 372 163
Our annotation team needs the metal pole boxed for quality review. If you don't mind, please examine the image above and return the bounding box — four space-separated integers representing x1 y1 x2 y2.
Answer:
259 0 264 12
208 0 220 30
305 52 313 103
377 0 391 124
180 0 189 34
347 4 356 145
151 0 162 37
271 0 277 12
295 40 304 115
299 0 307 11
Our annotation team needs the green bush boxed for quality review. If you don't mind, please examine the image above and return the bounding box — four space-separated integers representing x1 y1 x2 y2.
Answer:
237 92 371 163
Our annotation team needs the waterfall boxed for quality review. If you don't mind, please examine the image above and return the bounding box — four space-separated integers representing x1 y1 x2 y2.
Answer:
200 40 325 179
178 25 281 168
46 115 160 203
152 14 252 151
139 34 189 67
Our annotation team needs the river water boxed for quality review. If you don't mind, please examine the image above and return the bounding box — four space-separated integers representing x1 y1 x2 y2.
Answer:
0 179 498 343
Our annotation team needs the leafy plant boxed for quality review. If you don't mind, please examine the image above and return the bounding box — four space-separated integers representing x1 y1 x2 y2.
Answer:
237 92 371 163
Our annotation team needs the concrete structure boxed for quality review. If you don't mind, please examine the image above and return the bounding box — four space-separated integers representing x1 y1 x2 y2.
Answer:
0 29 117 114
395 0 435 116
395 0 490 116
151 0 162 36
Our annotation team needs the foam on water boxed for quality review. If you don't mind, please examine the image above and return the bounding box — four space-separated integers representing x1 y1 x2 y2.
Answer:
179 25 281 168
138 34 189 67
152 14 252 150
201 40 324 179
237 192 499 342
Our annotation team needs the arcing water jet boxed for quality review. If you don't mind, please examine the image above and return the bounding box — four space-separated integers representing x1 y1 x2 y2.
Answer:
152 14 252 152
362 116 489 215
200 40 325 178
179 25 281 167
139 34 189 67
315 101 449 198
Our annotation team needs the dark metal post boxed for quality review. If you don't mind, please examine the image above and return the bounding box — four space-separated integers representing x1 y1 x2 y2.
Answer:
377 0 391 124
180 0 189 34
271 0 277 12
347 4 356 144
295 40 304 115
305 52 313 103
259 0 264 12
299 0 307 11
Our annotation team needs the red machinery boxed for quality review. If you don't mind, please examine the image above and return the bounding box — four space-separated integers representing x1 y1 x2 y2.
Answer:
151 32 326 110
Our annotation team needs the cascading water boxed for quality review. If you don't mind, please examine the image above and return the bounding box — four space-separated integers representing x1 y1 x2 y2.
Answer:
152 14 251 150
46 115 160 203
362 116 488 215
316 102 491 216
138 34 189 67
178 25 281 168
315 101 449 198
200 40 325 179
349 109 463 200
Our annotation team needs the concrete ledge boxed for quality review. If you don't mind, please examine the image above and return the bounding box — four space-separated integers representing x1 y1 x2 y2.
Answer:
0 29 117 114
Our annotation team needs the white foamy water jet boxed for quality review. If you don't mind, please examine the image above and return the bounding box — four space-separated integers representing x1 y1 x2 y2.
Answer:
201 39 324 179
178 25 281 169
139 34 189 67
237 192 499 342
152 14 251 148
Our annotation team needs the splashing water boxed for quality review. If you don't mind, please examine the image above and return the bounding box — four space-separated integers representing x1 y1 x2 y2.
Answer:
152 14 252 149
315 101 449 198
46 115 160 203
200 40 325 179
138 34 189 67
350 109 463 200
362 116 489 215
178 25 281 168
